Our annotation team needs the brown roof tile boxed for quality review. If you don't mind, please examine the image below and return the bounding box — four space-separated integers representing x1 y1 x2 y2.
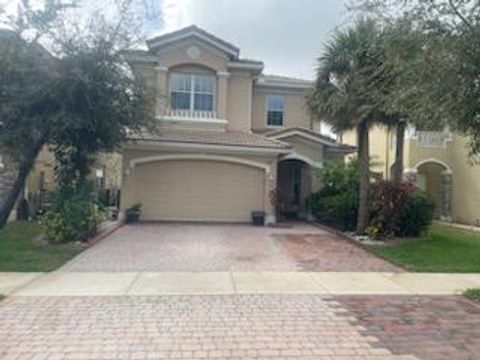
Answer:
127 128 291 150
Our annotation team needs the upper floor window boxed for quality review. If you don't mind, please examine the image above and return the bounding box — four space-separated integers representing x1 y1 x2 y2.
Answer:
170 72 215 112
266 95 284 127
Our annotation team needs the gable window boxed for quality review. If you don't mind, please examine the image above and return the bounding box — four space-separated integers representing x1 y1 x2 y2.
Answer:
170 72 215 112
266 95 284 127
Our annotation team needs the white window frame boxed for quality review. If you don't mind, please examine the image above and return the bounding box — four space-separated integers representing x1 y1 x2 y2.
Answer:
266 94 285 128
169 72 216 112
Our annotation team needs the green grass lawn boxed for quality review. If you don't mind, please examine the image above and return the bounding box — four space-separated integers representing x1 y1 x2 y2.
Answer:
368 223 480 272
0 221 83 272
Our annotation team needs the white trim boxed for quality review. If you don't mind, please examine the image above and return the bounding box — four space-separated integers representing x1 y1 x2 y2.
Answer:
217 71 230 77
413 158 453 174
280 153 323 168
129 153 271 173
255 80 312 90
124 140 290 154
404 167 418 174
270 129 337 147
228 61 264 71
155 65 169 72
254 86 310 95
158 116 227 125
149 31 239 58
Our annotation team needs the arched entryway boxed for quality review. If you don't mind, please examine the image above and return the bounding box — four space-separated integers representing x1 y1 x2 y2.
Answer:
406 159 453 220
276 159 314 220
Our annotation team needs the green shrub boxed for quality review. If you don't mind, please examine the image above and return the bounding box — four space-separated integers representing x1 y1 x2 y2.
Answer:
320 192 359 231
307 161 434 239
308 161 360 231
316 160 360 197
396 190 435 237
42 182 105 243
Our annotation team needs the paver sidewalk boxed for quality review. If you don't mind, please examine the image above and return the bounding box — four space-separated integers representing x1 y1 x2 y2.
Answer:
0 294 422 360
6 271 480 296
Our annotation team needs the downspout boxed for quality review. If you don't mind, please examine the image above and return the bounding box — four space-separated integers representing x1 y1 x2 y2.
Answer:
385 129 390 179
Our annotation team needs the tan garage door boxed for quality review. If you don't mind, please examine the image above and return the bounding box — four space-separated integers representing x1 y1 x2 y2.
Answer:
135 160 265 222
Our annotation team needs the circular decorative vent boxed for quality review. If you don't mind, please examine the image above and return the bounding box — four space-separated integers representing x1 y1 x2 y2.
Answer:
186 45 201 59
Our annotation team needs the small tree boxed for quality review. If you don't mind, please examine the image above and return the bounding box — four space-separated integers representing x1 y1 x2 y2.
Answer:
0 29 58 226
49 36 154 188
0 0 157 228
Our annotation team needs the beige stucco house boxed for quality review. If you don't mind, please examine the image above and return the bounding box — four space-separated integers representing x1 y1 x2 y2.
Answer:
121 26 354 224
343 126 480 225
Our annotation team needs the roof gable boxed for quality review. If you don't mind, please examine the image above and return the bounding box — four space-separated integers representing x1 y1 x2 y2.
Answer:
146 25 240 59
267 127 356 153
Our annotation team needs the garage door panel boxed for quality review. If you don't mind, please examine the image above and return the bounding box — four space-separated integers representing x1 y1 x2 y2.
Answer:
135 160 265 222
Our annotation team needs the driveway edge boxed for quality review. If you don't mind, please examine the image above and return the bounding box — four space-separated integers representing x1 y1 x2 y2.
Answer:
308 221 407 272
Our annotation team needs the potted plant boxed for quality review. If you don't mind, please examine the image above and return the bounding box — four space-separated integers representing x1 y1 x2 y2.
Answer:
125 203 142 224
251 210 266 226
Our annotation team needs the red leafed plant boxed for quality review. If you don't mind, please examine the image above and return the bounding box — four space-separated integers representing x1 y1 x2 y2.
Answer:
368 181 416 240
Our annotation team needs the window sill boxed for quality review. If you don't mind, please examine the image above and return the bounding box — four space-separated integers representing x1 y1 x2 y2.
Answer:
161 115 227 124
157 115 228 131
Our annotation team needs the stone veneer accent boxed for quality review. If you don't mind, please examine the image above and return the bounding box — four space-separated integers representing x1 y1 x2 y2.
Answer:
441 171 453 220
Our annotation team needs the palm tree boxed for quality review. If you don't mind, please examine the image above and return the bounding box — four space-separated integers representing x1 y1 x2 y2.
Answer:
308 19 386 234
377 20 427 183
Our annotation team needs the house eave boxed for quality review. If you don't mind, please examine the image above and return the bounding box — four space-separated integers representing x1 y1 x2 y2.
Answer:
267 128 356 153
124 139 291 155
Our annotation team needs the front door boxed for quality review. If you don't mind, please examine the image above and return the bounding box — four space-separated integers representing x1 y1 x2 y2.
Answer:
277 160 304 219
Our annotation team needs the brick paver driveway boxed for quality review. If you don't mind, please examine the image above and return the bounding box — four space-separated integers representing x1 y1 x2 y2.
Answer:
62 223 399 272
3 224 480 360
1 294 480 359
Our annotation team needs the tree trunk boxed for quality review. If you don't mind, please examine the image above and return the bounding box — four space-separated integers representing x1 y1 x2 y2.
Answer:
356 121 370 235
392 120 406 183
0 145 42 228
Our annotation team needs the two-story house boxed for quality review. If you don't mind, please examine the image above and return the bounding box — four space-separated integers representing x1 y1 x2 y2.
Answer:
343 126 480 225
121 26 354 224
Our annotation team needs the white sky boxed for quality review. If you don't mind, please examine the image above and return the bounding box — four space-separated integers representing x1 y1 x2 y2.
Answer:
1 0 350 79
155 0 350 80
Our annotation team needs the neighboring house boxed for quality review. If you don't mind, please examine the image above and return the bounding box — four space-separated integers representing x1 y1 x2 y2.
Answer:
0 30 122 220
121 25 354 224
0 148 121 221
342 126 480 225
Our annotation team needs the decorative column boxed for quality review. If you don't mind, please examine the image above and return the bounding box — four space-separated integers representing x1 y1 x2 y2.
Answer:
264 162 277 225
403 168 417 184
120 158 136 213
155 65 169 116
216 71 229 120
441 170 453 221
